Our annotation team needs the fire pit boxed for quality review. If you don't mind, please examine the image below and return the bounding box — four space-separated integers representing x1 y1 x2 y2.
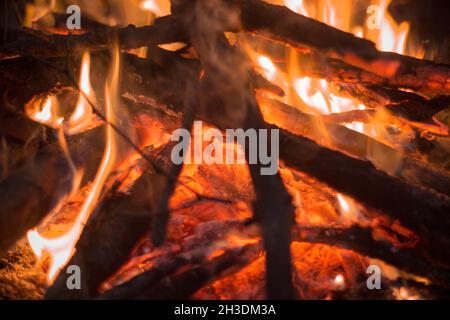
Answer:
0 0 449 300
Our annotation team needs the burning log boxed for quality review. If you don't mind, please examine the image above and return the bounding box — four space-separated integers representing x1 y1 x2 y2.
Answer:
0 90 178 260
45 167 162 299
0 127 107 258
229 0 450 95
334 83 450 124
98 242 261 300
44 96 184 298
260 97 450 197
0 15 185 61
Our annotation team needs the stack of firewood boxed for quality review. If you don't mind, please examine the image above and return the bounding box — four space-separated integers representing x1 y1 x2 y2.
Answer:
0 0 449 299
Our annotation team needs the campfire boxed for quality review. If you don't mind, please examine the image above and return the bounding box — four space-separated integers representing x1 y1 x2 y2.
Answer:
0 0 449 300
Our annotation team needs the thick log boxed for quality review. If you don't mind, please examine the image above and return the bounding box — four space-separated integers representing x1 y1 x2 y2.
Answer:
0 127 104 258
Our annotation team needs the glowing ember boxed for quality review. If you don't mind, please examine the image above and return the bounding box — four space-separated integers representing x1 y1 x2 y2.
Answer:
376 0 409 54
333 274 345 290
393 287 421 300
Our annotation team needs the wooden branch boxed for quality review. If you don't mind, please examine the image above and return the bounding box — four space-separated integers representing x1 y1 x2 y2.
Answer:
0 15 186 60
320 109 449 136
334 83 450 123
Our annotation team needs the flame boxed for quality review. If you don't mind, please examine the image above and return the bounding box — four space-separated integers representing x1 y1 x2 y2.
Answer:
140 0 164 16
285 0 309 17
257 55 277 81
27 95 63 128
376 0 409 54
277 0 421 141
67 52 96 135
27 44 121 284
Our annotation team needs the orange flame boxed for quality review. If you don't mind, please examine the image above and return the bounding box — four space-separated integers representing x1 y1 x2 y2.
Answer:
27 95 63 128
376 0 409 54
27 45 121 284
140 0 163 16
67 52 96 135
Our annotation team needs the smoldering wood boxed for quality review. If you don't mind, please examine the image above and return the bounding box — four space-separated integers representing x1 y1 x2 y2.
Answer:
293 226 450 287
0 91 180 260
99 243 262 300
0 127 105 258
97 219 245 299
